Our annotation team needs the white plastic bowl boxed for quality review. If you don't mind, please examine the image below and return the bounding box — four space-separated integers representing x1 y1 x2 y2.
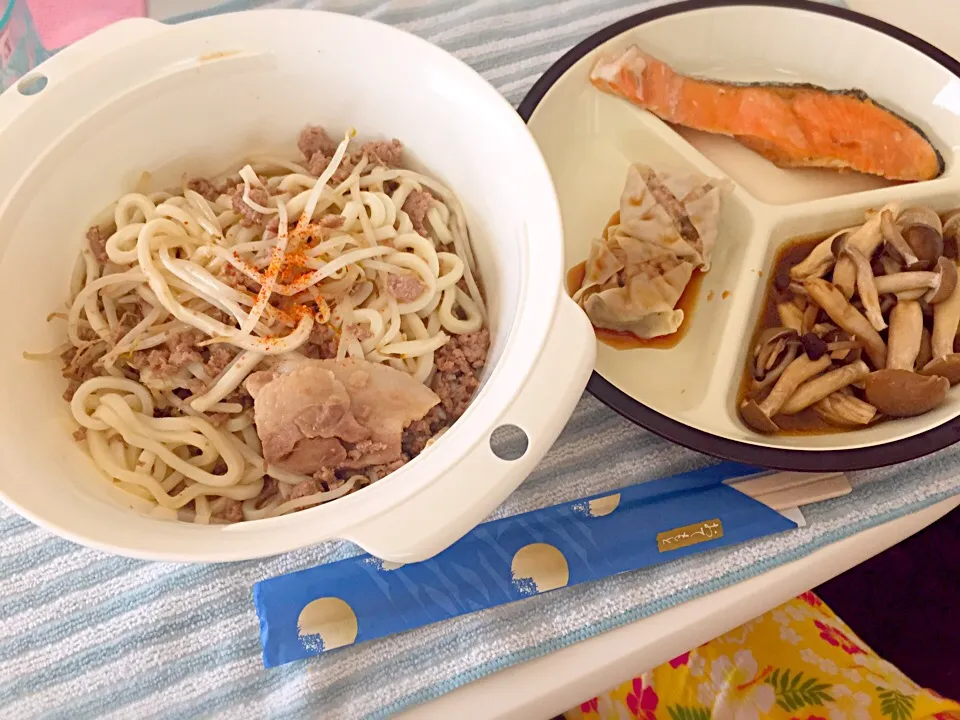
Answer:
0 11 595 563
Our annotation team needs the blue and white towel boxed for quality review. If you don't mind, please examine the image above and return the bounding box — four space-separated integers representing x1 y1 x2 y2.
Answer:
3 1 958 719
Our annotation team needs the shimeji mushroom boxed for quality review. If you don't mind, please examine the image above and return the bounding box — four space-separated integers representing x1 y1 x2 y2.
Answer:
777 302 804 333
880 209 921 269
750 327 800 391
917 328 933 370
942 210 960 258
886 299 923 371
897 206 944 269
803 278 886 369
919 259 960 384
740 354 832 433
872 257 958 304
831 234 885 331
832 202 900 298
788 227 853 281
779 360 871 415
813 391 878 427
864 369 949 417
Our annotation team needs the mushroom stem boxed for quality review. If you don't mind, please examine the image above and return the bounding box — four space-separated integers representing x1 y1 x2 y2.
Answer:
801 304 819 334
886 299 923 371
832 202 899 298
813 392 878 427
779 360 871 415
740 354 832 433
803 278 887 369
917 327 933 369
880 209 921 268
777 302 804 333
871 257 957 304
932 260 960 359
873 271 938 295
788 227 851 281
758 355 832 417
835 242 885 331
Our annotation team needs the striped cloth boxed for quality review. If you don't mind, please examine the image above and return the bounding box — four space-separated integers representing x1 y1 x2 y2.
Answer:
3 1 959 718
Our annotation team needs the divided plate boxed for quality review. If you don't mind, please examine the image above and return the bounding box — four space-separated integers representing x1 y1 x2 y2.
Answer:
521 0 960 470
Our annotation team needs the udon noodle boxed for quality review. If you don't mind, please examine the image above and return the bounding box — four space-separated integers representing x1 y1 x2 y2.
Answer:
49 125 490 524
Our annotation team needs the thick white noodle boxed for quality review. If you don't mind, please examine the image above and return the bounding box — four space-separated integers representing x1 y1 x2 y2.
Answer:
61 128 487 523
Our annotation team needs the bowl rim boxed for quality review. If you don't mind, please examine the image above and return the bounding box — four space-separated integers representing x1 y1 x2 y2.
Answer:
518 0 960 471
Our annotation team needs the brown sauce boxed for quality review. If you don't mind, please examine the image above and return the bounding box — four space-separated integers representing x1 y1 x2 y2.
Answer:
566 212 705 350
737 233 856 436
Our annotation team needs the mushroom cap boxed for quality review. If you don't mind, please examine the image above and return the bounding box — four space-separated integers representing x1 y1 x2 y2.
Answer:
899 208 944 269
739 399 779 434
755 326 799 346
925 256 958 304
863 369 949 417
920 354 960 385
943 210 960 259
899 206 943 234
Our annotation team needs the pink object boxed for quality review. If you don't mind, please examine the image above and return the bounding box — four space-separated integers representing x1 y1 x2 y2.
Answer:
24 0 145 51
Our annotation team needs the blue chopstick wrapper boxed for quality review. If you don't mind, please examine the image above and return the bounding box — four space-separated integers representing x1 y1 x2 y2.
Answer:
253 461 797 667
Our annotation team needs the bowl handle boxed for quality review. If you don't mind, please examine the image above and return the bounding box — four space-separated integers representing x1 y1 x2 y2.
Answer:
0 18 164 135
343 294 596 563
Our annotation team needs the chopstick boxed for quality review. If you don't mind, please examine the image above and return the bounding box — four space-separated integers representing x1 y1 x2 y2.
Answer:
728 471 852 511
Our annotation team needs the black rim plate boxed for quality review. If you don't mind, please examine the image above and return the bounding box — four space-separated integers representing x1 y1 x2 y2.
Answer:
518 0 960 471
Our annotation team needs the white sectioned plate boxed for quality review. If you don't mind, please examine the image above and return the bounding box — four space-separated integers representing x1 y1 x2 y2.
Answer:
522 0 960 470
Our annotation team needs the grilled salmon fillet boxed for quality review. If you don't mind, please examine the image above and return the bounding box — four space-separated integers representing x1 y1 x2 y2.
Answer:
590 46 944 182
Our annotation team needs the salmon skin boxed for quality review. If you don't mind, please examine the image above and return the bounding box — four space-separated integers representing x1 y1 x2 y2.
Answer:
590 45 944 182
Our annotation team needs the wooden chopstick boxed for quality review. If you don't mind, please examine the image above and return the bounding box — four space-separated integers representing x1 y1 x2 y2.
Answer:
728 471 852 511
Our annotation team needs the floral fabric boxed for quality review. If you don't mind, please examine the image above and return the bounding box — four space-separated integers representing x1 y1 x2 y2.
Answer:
564 593 959 720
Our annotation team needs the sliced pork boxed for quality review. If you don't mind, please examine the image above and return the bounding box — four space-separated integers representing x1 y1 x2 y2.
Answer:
245 358 439 475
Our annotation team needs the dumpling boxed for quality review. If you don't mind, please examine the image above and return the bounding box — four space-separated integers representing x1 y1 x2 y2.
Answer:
571 234 625 303
571 163 726 339
618 164 725 271
583 236 695 337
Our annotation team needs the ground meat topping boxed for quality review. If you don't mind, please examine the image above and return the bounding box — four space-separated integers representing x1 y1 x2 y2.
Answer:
365 455 409 482
289 476 322 501
214 498 244 523
402 190 433 237
431 329 490 420
402 405 448 456
186 177 219 202
303 323 339 359
307 151 356 184
222 263 261 294
358 139 403 168
231 184 271 227
298 125 339 160
345 324 372 342
386 272 426 303
128 330 205 387
86 226 109 263
205 345 237 378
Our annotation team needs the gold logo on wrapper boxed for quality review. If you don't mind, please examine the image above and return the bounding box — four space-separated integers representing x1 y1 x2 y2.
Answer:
657 519 724 552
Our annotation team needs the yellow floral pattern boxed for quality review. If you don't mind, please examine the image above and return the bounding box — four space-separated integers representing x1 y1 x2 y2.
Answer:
564 593 960 720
